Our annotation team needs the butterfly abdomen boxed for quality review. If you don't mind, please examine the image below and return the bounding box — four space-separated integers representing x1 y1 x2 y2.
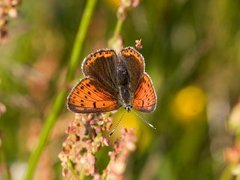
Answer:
116 61 132 108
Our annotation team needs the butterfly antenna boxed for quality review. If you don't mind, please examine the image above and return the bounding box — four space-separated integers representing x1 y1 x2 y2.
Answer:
109 111 126 136
132 110 156 130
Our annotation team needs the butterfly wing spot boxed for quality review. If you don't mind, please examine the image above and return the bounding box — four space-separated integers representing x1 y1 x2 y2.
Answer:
93 102 96 108
87 91 91 95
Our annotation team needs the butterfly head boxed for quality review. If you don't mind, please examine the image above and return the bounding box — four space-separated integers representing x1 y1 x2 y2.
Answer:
125 105 132 112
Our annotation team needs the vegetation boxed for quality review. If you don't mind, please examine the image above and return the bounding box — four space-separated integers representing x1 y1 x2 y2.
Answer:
1 0 240 179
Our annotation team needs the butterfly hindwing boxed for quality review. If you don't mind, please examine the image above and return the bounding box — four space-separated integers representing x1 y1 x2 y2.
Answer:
67 77 120 113
133 73 157 112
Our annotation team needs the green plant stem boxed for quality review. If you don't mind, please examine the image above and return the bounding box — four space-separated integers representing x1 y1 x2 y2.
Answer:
113 18 124 40
67 159 79 179
66 0 98 82
24 0 98 179
25 91 67 180
0 138 11 180
108 18 124 48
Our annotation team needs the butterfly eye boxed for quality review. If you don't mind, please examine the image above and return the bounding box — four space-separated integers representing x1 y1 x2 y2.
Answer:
125 105 132 112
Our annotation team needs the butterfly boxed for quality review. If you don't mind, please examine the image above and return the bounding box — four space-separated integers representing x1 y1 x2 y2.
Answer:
67 47 157 113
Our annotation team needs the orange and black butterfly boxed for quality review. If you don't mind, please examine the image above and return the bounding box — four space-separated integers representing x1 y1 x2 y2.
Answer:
67 47 157 113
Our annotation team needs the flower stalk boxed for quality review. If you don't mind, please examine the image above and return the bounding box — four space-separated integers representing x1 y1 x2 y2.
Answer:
0 0 21 43
59 113 137 179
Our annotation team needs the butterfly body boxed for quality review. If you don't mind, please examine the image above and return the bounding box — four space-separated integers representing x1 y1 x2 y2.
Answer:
67 47 157 113
115 58 133 111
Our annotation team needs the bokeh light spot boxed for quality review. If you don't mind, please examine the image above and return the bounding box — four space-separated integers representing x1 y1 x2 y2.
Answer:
171 85 207 123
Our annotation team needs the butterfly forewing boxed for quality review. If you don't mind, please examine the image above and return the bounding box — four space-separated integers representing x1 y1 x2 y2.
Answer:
121 47 145 92
82 49 118 96
67 77 120 113
133 73 157 112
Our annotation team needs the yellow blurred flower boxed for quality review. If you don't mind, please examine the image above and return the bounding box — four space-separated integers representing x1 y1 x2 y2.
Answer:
171 86 207 123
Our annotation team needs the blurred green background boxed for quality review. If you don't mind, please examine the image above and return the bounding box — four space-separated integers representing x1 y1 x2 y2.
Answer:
1 0 240 179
